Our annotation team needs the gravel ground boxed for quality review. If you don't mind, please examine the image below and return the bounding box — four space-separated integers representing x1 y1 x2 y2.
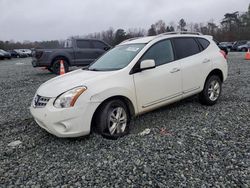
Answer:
0 54 249 187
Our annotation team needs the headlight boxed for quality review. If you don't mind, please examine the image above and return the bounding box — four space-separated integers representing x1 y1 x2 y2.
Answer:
54 86 87 108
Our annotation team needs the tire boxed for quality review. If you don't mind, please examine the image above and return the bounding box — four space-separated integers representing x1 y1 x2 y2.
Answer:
95 99 130 139
199 75 222 106
242 48 248 52
52 58 69 75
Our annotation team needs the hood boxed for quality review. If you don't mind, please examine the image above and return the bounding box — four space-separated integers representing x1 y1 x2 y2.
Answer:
37 69 112 97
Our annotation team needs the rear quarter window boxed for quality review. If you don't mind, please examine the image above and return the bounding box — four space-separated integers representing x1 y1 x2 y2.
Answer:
197 38 210 50
172 37 200 60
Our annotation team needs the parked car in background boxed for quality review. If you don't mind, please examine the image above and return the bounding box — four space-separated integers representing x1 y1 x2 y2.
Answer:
14 49 29 58
231 40 247 51
0 51 5 60
237 41 250 52
8 50 20 58
19 49 32 57
0 49 11 59
30 32 228 138
32 38 111 74
213 39 228 55
218 42 233 51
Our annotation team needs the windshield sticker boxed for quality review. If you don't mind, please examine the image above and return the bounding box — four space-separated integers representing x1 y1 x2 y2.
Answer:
126 47 140 52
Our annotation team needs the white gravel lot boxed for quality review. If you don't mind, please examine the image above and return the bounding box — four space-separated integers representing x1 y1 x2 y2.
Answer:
0 54 249 187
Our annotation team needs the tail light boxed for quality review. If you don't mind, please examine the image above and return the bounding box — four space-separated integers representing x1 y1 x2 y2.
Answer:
35 51 43 59
220 50 227 59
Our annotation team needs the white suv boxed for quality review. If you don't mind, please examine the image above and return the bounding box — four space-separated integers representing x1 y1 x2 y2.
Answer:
30 32 228 138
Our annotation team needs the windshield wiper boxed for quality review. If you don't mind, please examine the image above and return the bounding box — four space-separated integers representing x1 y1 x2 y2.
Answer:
84 67 101 71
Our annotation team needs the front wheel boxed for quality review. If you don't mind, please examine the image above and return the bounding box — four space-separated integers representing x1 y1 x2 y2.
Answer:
199 75 222 106
95 100 130 139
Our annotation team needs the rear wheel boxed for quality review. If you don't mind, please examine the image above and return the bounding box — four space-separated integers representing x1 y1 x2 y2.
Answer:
199 75 222 106
52 59 69 75
95 99 130 139
242 48 248 52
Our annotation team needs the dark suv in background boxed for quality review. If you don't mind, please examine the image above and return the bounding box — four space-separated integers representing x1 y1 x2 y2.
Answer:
32 38 111 74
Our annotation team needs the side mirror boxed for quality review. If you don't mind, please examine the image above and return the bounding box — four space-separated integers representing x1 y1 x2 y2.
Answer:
140 59 156 71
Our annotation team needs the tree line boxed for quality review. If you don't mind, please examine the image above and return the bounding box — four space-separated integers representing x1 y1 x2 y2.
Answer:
0 4 249 50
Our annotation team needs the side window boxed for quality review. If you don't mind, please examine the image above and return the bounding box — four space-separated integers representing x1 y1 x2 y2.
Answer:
64 39 73 48
93 41 107 49
141 40 174 66
197 38 210 50
76 40 91 49
173 38 200 59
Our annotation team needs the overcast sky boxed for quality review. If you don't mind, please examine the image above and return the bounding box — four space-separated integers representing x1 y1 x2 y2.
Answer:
0 0 249 42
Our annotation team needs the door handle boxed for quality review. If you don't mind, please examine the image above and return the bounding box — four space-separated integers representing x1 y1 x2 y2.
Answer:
170 68 180 73
202 59 211 63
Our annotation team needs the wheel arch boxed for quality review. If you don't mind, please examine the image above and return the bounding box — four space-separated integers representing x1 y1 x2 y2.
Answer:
206 69 224 82
90 95 136 131
50 55 71 67
203 69 224 91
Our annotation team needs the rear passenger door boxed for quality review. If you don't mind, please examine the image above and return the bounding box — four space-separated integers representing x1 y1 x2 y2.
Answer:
74 40 96 65
172 37 212 97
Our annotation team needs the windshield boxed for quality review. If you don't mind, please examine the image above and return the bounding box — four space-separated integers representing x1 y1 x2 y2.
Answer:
88 44 145 71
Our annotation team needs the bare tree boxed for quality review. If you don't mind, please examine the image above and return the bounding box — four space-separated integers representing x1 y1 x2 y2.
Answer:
178 19 187 31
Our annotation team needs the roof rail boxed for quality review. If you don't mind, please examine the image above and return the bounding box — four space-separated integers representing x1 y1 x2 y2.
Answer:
120 37 141 44
158 31 203 36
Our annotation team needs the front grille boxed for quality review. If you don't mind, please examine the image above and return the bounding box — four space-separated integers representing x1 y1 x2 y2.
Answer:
33 95 50 108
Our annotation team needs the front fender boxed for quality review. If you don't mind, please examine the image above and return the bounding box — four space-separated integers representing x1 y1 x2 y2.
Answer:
90 87 138 114
49 51 73 65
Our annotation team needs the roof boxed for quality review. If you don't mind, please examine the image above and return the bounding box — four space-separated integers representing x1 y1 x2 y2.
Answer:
120 32 211 45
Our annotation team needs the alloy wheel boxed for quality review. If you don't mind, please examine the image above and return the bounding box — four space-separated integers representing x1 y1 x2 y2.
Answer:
208 80 221 101
108 107 127 135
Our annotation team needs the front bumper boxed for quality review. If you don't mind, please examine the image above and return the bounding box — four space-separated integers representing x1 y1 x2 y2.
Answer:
31 59 50 67
30 99 100 137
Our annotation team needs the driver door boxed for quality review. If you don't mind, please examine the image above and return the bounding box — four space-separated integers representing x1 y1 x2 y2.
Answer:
133 39 182 113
